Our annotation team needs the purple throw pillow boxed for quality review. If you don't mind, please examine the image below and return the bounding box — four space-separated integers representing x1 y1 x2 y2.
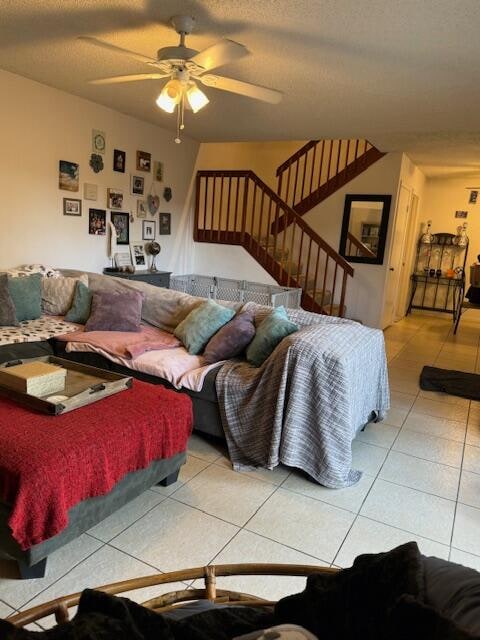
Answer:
84 290 145 332
203 308 256 364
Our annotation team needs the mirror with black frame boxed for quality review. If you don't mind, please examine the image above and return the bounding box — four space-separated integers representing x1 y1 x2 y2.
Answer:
339 194 392 264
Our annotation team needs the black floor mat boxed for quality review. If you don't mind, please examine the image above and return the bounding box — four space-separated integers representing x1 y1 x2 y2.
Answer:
420 366 480 401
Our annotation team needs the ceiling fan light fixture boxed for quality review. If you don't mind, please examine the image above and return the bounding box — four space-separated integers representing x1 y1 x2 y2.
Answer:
186 82 209 113
156 79 182 113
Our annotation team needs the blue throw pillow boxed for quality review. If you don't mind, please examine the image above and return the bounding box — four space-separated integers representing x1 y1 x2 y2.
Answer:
8 273 42 322
246 306 298 367
174 299 235 355
65 281 93 324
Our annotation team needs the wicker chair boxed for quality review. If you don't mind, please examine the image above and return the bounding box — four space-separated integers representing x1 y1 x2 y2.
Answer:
7 563 340 628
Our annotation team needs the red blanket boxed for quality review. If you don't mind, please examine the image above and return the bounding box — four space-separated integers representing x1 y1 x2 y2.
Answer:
0 380 192 550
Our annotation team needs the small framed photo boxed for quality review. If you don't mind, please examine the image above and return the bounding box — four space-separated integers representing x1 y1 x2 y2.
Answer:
131 174 145 196
137 200 147 218
130 242 147 269
142 220 156 241
63 197 82 216
136 150 151 172
111 212 130 245
92 129 106 154
154 161 163 182
107 188 123 209
84 183 97 201
159 212 171 235
113 149 126 173
59 160 79 192
88 208 106 235
114 251 132 269
469 190 478 204
455 210 468 219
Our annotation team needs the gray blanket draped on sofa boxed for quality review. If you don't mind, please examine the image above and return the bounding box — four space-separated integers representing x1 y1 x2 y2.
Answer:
216 303 390 488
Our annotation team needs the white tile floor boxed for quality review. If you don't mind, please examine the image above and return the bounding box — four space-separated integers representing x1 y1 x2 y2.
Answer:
2 310 480 623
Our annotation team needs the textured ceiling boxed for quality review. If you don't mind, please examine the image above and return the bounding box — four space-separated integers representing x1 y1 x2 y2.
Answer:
1 0 480 172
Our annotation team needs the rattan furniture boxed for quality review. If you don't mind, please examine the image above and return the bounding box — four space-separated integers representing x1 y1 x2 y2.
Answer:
7 563 339 628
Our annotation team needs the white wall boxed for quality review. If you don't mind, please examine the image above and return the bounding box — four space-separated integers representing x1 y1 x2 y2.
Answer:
303 153 404 327
0 69 199 274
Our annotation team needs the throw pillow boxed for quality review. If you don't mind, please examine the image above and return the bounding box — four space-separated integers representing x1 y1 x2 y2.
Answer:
65 281 93 324
7 273 42 322
85 290 145 332
0 274 20 327
42 274 89 316
246 306 298 367
203 308 256 364
174 299 235 355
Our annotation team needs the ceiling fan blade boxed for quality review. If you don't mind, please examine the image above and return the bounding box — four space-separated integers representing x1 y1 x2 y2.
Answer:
78 36 157 65
199 74 283 104
89 73 169 85
190 39 249 71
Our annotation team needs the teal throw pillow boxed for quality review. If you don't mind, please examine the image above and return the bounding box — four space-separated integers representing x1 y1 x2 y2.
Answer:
8 273 42 322
174 299 235 355
65 281 93 324
246 306 298 367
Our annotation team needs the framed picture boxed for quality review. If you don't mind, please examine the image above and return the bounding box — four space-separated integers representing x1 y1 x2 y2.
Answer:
114 252 132 269
88 208 106 235
142 220 156 241
131 174 145 196
137 200 147 218
113 149 126 173
455 210 468 219
59 160 79 192
92 129 106 154
84 183 97 201
63 197 82 216
130 242 147 269
136 150 151 172
159 212 171 235
111 212 130 245
154 161 163 182
469 190 478 204
107 188 123 209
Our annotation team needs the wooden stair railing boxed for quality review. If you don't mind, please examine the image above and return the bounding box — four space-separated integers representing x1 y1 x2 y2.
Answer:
274 139 386 233
346 231 376 259
195 170 354 315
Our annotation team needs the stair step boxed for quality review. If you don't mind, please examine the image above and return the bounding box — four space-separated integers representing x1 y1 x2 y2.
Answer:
281 261 303 276
296 275 317 290
307 289 332 305
322 304 345 317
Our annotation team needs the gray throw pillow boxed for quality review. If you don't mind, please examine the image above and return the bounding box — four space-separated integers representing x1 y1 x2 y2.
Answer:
65 281 93 324
7 273 42 322
85 290 145 332
203 308 256 364
0 274 20 326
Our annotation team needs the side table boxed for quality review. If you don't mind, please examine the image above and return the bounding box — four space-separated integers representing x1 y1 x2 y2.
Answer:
102 270 171 288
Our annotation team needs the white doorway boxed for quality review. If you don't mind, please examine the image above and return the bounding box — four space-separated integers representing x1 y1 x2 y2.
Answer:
382 183 413 327
395 192 420 320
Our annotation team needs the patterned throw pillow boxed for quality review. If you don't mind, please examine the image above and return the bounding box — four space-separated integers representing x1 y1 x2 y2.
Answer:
42 274 89 316
7 264 61 278
0 274 20 327
246 306 298 367
174 299 235 355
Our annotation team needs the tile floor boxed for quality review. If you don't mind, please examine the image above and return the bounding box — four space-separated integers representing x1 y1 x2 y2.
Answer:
2 310 480 625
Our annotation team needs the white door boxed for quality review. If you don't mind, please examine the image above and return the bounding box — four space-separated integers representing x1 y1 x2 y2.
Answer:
395 192 419 320
382 184 412 328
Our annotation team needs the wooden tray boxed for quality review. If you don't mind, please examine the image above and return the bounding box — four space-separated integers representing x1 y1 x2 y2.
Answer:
0 356 132 415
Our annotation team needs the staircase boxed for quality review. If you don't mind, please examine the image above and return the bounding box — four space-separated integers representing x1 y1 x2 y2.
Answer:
194 170 353 315
274 139 385 233
194 138 385 317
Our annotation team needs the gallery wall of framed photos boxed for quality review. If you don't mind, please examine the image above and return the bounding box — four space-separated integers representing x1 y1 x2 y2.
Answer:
0 68 199 274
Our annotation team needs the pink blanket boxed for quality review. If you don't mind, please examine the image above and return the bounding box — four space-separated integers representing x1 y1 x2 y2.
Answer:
57 324 181 359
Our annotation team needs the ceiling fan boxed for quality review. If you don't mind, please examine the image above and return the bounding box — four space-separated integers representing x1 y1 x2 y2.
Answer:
80 15 283 142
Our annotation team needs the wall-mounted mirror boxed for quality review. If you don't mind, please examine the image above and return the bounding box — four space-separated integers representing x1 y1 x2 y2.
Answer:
339 194 392 264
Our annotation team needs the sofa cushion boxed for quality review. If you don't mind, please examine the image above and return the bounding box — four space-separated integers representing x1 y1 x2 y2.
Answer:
203 308 256 364
423 555 480 634
174 300 235 355
85 290 144 332
42 274 89 316
246 306 298 367
65 282 93 324
0 274 19 327
7 273 42 322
